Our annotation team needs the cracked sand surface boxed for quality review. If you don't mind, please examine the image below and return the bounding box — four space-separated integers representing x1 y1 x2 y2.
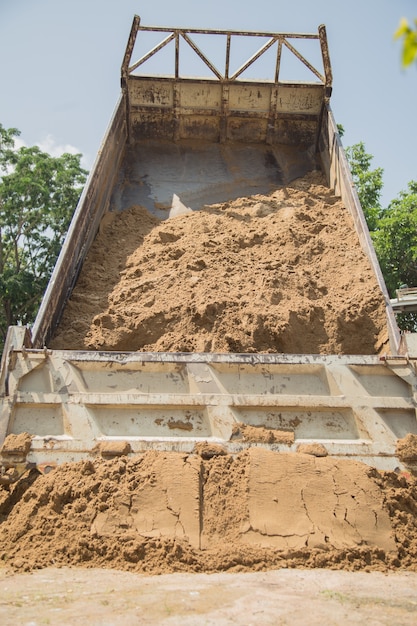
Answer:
1 448 415 574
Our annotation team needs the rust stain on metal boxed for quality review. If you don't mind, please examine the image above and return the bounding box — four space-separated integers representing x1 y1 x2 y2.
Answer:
168 419 194 431
122 17 332 145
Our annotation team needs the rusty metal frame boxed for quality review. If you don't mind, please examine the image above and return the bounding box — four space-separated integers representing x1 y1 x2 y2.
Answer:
121 16 332 87
121 17 333 145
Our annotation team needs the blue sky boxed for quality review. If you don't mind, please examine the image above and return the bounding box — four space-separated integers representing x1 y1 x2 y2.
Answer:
0 0 415 206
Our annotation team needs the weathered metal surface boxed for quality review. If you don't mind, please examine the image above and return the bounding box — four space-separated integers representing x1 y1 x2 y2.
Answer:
1 339 417 471
318 105 401 354
399 334 417 357
121 21 332 82
122 21 331 145
390 287 417 314
127 77 324 143
31 97 127 348
318 24 332 91
110 139 317 219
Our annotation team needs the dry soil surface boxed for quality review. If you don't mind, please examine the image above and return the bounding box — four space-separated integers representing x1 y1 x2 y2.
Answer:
1 567 417 625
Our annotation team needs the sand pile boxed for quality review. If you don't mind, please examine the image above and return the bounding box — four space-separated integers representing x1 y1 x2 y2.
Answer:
50 172 388 354
0 448 416 574
1 173 402 576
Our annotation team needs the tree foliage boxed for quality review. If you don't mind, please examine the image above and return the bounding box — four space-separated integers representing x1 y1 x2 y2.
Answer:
0 123 88 344
372 181 417 293
395 18 417 68
372 181 417 331
345 141 417 330
345 142 383 231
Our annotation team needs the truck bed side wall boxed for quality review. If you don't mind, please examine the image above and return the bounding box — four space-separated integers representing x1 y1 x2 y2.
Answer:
31 96 128 348
319 104 400 353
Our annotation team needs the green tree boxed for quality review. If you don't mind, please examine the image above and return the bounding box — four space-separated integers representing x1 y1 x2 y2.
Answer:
395 18 417 68
345 142 417 330
373 181 417 295
345 142 384 231
372 182 417 331
0 123 88 345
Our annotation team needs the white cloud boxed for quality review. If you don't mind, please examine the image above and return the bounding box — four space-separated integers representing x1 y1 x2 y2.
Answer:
14 136 27 150
7 134 91 171
36 134 79 158
36 134 91 168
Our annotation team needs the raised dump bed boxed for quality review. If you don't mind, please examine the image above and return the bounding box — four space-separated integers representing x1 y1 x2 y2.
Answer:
1 16 416 480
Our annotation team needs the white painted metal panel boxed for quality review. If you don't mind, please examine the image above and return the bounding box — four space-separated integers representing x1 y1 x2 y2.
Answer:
2 343 417 471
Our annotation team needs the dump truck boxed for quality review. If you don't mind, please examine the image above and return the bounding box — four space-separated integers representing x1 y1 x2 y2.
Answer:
1 15 417 485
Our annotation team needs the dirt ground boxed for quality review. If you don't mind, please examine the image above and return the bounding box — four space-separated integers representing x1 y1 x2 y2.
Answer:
1 567 417 625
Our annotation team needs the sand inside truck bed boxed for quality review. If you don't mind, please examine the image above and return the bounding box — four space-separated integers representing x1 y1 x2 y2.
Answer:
3 172 411 581
49 171 389 354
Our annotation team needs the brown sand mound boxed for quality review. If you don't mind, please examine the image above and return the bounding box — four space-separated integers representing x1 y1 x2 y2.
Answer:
49 172 388 354
14 175 403 579
1 449 416 574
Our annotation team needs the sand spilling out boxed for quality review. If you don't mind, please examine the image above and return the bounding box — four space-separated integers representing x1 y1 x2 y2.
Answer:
0 448 417 574
1 172 407 575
